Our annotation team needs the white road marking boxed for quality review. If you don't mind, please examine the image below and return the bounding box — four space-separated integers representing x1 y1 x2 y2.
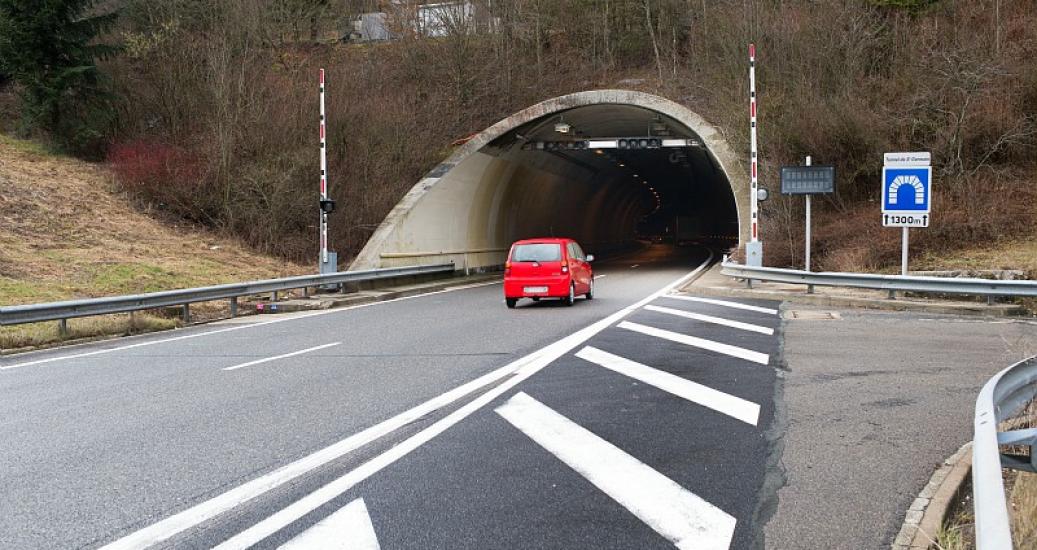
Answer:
594 274 607 279
644 305 774 335
662 295 778 315
0 280 502 371
278 498 380 550
206 253 715 550
100 347 536 550
574 346 759 425
221 343 341 371
496 392 737 550
619 321 770 365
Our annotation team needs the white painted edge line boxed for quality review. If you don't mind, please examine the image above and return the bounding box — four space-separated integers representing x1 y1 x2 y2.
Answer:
0 280 503 371
208 252 715 550
644 305 774 335
496 392 737 550
574 346 759 426
100 350 529 549
278 498 380 550
222 343 341 372
619 321 770 366
662 295 778 315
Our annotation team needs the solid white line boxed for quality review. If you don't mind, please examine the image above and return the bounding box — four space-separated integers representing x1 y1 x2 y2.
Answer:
644 305 774 335
496 392 736 550
619 321 770 365
100 348 528 550
208 253 715 550
221 343 341 371
574 346 759 425
278 498 380 550
0 280 502 371
661 295 778 315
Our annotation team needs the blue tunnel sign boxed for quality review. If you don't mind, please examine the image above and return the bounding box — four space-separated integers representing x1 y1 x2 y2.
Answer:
882 165 931 227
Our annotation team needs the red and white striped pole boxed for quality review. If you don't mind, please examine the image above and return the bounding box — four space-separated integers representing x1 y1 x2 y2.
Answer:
748 44 759 243
319 69 328 266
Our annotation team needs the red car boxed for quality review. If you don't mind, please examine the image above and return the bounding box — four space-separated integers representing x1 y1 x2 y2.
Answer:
503 238 594 308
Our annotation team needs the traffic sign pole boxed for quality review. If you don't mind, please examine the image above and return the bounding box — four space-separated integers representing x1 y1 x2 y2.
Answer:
804 156 812 272
902 227 909 276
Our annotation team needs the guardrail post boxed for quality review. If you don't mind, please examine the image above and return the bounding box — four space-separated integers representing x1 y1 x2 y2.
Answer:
58 318 68 337
229 297 238 318
987 295 995 306
271 291 278 302
746 278 753 289
303 286 310 298
807 284 815 294
182 303 191 324
888 290 896 300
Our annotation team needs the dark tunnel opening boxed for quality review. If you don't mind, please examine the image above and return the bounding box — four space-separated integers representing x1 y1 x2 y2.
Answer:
352 92 745 271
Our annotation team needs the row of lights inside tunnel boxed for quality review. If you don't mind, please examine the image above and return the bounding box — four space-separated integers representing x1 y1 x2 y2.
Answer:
593 149 662 216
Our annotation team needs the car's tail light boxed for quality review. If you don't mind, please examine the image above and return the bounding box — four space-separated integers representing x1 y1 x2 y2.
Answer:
505 261 511 275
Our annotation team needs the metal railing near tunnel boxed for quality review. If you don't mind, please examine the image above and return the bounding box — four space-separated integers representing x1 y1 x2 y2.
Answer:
720 260 1037 302
0 264 455 333
973 356 1037 549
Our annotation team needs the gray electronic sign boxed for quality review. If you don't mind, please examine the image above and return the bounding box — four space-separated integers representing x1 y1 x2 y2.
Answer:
780 165 836 195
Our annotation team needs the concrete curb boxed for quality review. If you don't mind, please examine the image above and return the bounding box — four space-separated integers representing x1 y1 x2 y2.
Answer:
252 274 501 313
682 265 1026 317
1 274 501 356
891 442 973 549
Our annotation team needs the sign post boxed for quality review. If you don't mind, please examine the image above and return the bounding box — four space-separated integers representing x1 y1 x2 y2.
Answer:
780 159 835 293
881 152 932 277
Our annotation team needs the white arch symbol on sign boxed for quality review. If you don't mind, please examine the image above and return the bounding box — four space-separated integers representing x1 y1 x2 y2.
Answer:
888 175 925 205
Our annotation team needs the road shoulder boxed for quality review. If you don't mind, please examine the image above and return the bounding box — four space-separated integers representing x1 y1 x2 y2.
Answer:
764 306 1037 549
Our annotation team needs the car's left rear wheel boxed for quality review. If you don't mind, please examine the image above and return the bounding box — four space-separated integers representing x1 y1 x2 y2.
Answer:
563 283 575 307
585 278 594 300
506 298 517 309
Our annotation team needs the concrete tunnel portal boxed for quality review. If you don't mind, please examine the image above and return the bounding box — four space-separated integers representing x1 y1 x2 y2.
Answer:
351 90 748 271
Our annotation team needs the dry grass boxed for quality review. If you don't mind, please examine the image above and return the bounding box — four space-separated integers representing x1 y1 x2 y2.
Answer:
0 313 178 350
918 237 1037 277
0 135 308 308
0 135 308 350
1011 472 1037 547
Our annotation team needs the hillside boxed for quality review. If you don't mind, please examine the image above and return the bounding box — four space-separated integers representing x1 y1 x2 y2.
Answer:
0 134 308 348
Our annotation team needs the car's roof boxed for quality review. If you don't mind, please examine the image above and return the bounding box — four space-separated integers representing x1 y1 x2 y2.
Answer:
511 237 572 245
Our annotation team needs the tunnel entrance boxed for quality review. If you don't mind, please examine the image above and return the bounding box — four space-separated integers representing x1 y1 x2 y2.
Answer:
351 90 747 271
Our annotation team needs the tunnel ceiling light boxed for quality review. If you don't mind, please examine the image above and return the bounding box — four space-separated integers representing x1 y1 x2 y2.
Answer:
594 149 603 154
582 138 699 149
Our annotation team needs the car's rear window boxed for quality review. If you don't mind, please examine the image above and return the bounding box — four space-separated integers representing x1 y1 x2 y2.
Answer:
511 243 562 262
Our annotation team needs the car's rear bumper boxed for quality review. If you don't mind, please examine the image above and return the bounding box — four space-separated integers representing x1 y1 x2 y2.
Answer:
504 276 571 298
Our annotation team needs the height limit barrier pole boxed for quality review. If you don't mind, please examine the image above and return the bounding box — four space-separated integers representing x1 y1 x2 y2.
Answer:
745 43 763 269
319 69 329 267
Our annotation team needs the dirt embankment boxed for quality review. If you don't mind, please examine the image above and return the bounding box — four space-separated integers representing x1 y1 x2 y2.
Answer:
0 135 307 306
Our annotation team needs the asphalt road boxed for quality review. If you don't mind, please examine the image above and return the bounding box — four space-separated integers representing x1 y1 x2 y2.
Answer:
0 244 785 549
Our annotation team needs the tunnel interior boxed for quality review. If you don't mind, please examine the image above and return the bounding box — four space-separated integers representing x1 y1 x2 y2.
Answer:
352 94 743 271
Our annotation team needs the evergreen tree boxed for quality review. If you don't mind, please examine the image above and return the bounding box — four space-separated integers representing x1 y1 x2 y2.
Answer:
0 0 118 156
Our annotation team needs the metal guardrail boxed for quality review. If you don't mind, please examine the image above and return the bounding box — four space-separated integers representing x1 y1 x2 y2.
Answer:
0 263 455 330
721 261 1037 299
973 356 1037 549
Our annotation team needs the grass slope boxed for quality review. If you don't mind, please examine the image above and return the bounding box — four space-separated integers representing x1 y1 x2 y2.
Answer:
0 134 307 349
